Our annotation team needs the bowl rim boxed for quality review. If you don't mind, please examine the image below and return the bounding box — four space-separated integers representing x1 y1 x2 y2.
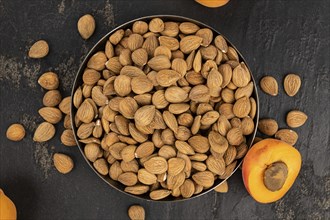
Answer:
70 14 260 202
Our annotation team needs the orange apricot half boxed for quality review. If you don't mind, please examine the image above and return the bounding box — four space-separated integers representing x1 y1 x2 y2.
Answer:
195 0 230 8
0 189 17 220
242 138 302 203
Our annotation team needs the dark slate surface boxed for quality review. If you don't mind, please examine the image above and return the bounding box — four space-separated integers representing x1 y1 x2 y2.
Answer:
0 0 329 219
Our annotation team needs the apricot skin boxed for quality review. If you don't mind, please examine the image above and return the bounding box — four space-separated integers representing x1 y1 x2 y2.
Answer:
195 0 230 8
242 138 302 203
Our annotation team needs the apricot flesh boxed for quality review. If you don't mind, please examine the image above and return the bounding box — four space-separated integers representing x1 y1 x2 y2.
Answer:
242 138 301 203
195 0 230 8
0 189 17 220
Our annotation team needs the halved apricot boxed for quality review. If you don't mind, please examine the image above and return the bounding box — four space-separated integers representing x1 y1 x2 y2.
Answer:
195 0 230 8
242 138 302 203
0 188 17 220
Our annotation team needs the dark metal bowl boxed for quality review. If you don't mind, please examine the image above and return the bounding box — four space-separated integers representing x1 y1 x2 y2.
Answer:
70 15 259 202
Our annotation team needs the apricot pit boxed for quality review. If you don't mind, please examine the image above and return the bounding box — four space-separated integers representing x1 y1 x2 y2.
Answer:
263 161 288 191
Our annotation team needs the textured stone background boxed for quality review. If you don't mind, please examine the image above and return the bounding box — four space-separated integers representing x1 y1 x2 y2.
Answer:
0 0 329 219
